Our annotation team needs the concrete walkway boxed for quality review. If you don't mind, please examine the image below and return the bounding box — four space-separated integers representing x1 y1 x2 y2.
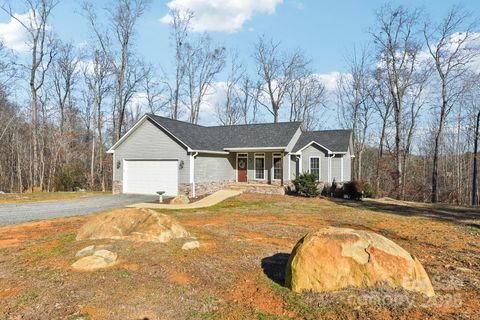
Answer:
128 189 243 210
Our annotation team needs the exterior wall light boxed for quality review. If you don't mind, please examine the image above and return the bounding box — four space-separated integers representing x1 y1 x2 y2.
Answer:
179 160 184 170
116 160 121 169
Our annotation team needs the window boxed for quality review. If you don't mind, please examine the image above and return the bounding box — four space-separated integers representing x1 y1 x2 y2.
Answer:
273 154 282 180
310 157 320 180
254 153 265 180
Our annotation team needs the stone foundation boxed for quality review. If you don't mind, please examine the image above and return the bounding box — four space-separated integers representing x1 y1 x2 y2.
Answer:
112 180 123 194
179 181 233 198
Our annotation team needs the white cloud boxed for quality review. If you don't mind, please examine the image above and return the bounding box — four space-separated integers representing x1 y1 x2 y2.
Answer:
160 0 283 33
0 12 32 52
315 72 344 92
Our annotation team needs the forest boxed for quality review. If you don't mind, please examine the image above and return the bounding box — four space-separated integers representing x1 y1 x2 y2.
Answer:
0 0 478 206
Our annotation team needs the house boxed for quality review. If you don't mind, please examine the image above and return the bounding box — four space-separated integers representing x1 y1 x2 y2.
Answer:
107 114 353 197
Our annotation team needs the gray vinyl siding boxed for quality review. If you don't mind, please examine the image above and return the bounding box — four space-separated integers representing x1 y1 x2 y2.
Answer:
114 119 190 184
301 144 329 182
344 148 352 181
286 127 302 152
331 155 343 182
290 155 299 180
195 153 235 182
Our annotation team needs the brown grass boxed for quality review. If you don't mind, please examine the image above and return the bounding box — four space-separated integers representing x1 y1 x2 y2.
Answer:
0 191 110 204
0 193 478 319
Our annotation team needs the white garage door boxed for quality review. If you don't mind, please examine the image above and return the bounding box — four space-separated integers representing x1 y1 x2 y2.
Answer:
123 160 178 196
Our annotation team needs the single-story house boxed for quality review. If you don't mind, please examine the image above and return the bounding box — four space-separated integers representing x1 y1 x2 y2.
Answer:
107 114 353 197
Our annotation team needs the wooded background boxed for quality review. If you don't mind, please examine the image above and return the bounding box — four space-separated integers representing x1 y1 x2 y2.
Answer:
0 1 478 205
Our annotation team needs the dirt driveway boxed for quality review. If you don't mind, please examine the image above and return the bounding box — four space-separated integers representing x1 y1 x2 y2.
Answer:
0 194 156 225
0 194 478 319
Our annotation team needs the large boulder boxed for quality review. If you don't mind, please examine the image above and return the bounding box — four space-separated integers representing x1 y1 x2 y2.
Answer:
285 227 435 297
76 208 189 243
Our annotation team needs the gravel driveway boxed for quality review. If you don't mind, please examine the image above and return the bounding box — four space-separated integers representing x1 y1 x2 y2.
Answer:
0 194 157 225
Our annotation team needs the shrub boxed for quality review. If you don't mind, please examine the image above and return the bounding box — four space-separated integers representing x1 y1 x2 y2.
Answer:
343 180 364 200
363 182 374 198
54 165 84 191
293 173 320 197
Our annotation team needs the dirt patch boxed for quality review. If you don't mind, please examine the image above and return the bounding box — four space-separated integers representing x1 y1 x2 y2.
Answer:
223 276 288 316
0 217 85 247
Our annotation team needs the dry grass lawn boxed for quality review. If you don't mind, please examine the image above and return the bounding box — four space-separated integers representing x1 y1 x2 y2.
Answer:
0 191 110 204
0 193 478 319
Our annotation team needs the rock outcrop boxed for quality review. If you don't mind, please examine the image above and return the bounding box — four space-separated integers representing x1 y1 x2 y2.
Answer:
285 227 435 297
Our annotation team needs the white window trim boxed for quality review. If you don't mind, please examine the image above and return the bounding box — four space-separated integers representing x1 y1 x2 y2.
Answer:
272 153 282 181
309 156 321 181
236 153 248 182
254 153 266 180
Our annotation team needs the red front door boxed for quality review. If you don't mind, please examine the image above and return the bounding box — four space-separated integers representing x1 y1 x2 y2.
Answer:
237 157 247 182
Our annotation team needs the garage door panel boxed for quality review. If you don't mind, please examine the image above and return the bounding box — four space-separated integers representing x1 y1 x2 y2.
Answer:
124 160 178 195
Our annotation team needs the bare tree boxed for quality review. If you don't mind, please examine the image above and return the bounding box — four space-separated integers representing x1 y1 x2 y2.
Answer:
184 34 226 124
0 0 58 191
254 36 306 123
142 65 167 115
237 76 261 124
424 7 480 202
216 52 244 125
167 9 193 119
84 49 112 191
336 46 372 180
371 5 422 199
83 0 149 141
51 42 80 133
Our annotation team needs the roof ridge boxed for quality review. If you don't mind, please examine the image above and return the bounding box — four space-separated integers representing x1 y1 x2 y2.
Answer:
207 121 302 128
147 113 207 128
148 113 302 129
304 129 352 133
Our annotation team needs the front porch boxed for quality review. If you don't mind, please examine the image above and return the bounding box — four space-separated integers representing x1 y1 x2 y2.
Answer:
231 150 294 186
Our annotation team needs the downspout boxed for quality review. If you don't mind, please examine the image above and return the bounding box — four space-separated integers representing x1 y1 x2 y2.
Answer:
191 152 198 198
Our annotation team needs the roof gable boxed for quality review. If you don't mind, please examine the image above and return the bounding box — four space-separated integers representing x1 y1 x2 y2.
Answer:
292 130 352 153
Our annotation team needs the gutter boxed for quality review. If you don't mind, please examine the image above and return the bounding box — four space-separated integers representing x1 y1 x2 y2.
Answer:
190 152 198 198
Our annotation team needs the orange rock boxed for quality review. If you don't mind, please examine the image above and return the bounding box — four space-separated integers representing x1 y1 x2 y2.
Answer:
76 208 189 243
285 227 435 297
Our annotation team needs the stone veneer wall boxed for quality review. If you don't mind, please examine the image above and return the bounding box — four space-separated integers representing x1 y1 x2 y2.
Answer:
112 180 123 194
179 181 233 198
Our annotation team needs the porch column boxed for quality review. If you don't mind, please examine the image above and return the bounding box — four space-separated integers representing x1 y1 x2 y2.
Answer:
281 151 284 186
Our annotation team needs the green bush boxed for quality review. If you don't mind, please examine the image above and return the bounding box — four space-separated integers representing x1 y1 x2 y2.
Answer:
54 165 84 191
343 180 364 200
293 173 320 197
363 182 374 198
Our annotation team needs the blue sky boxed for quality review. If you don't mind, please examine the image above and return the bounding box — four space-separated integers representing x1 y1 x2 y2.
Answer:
0 0 479 126
43 0 480 74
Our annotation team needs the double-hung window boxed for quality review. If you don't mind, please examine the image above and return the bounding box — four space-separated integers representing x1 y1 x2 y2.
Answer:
310 157 320 180
273 154 282 180
254 153 265 180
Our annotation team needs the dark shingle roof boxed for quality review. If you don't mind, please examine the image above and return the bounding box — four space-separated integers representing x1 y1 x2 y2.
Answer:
147 114 302 151
292 130 352 153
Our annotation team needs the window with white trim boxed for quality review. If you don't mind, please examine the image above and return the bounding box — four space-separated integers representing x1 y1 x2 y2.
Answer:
310 157 320 180
254 153 265 180
273 154 282 180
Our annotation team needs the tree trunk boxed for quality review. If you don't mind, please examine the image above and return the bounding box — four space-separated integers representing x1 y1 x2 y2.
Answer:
473 110 480 206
